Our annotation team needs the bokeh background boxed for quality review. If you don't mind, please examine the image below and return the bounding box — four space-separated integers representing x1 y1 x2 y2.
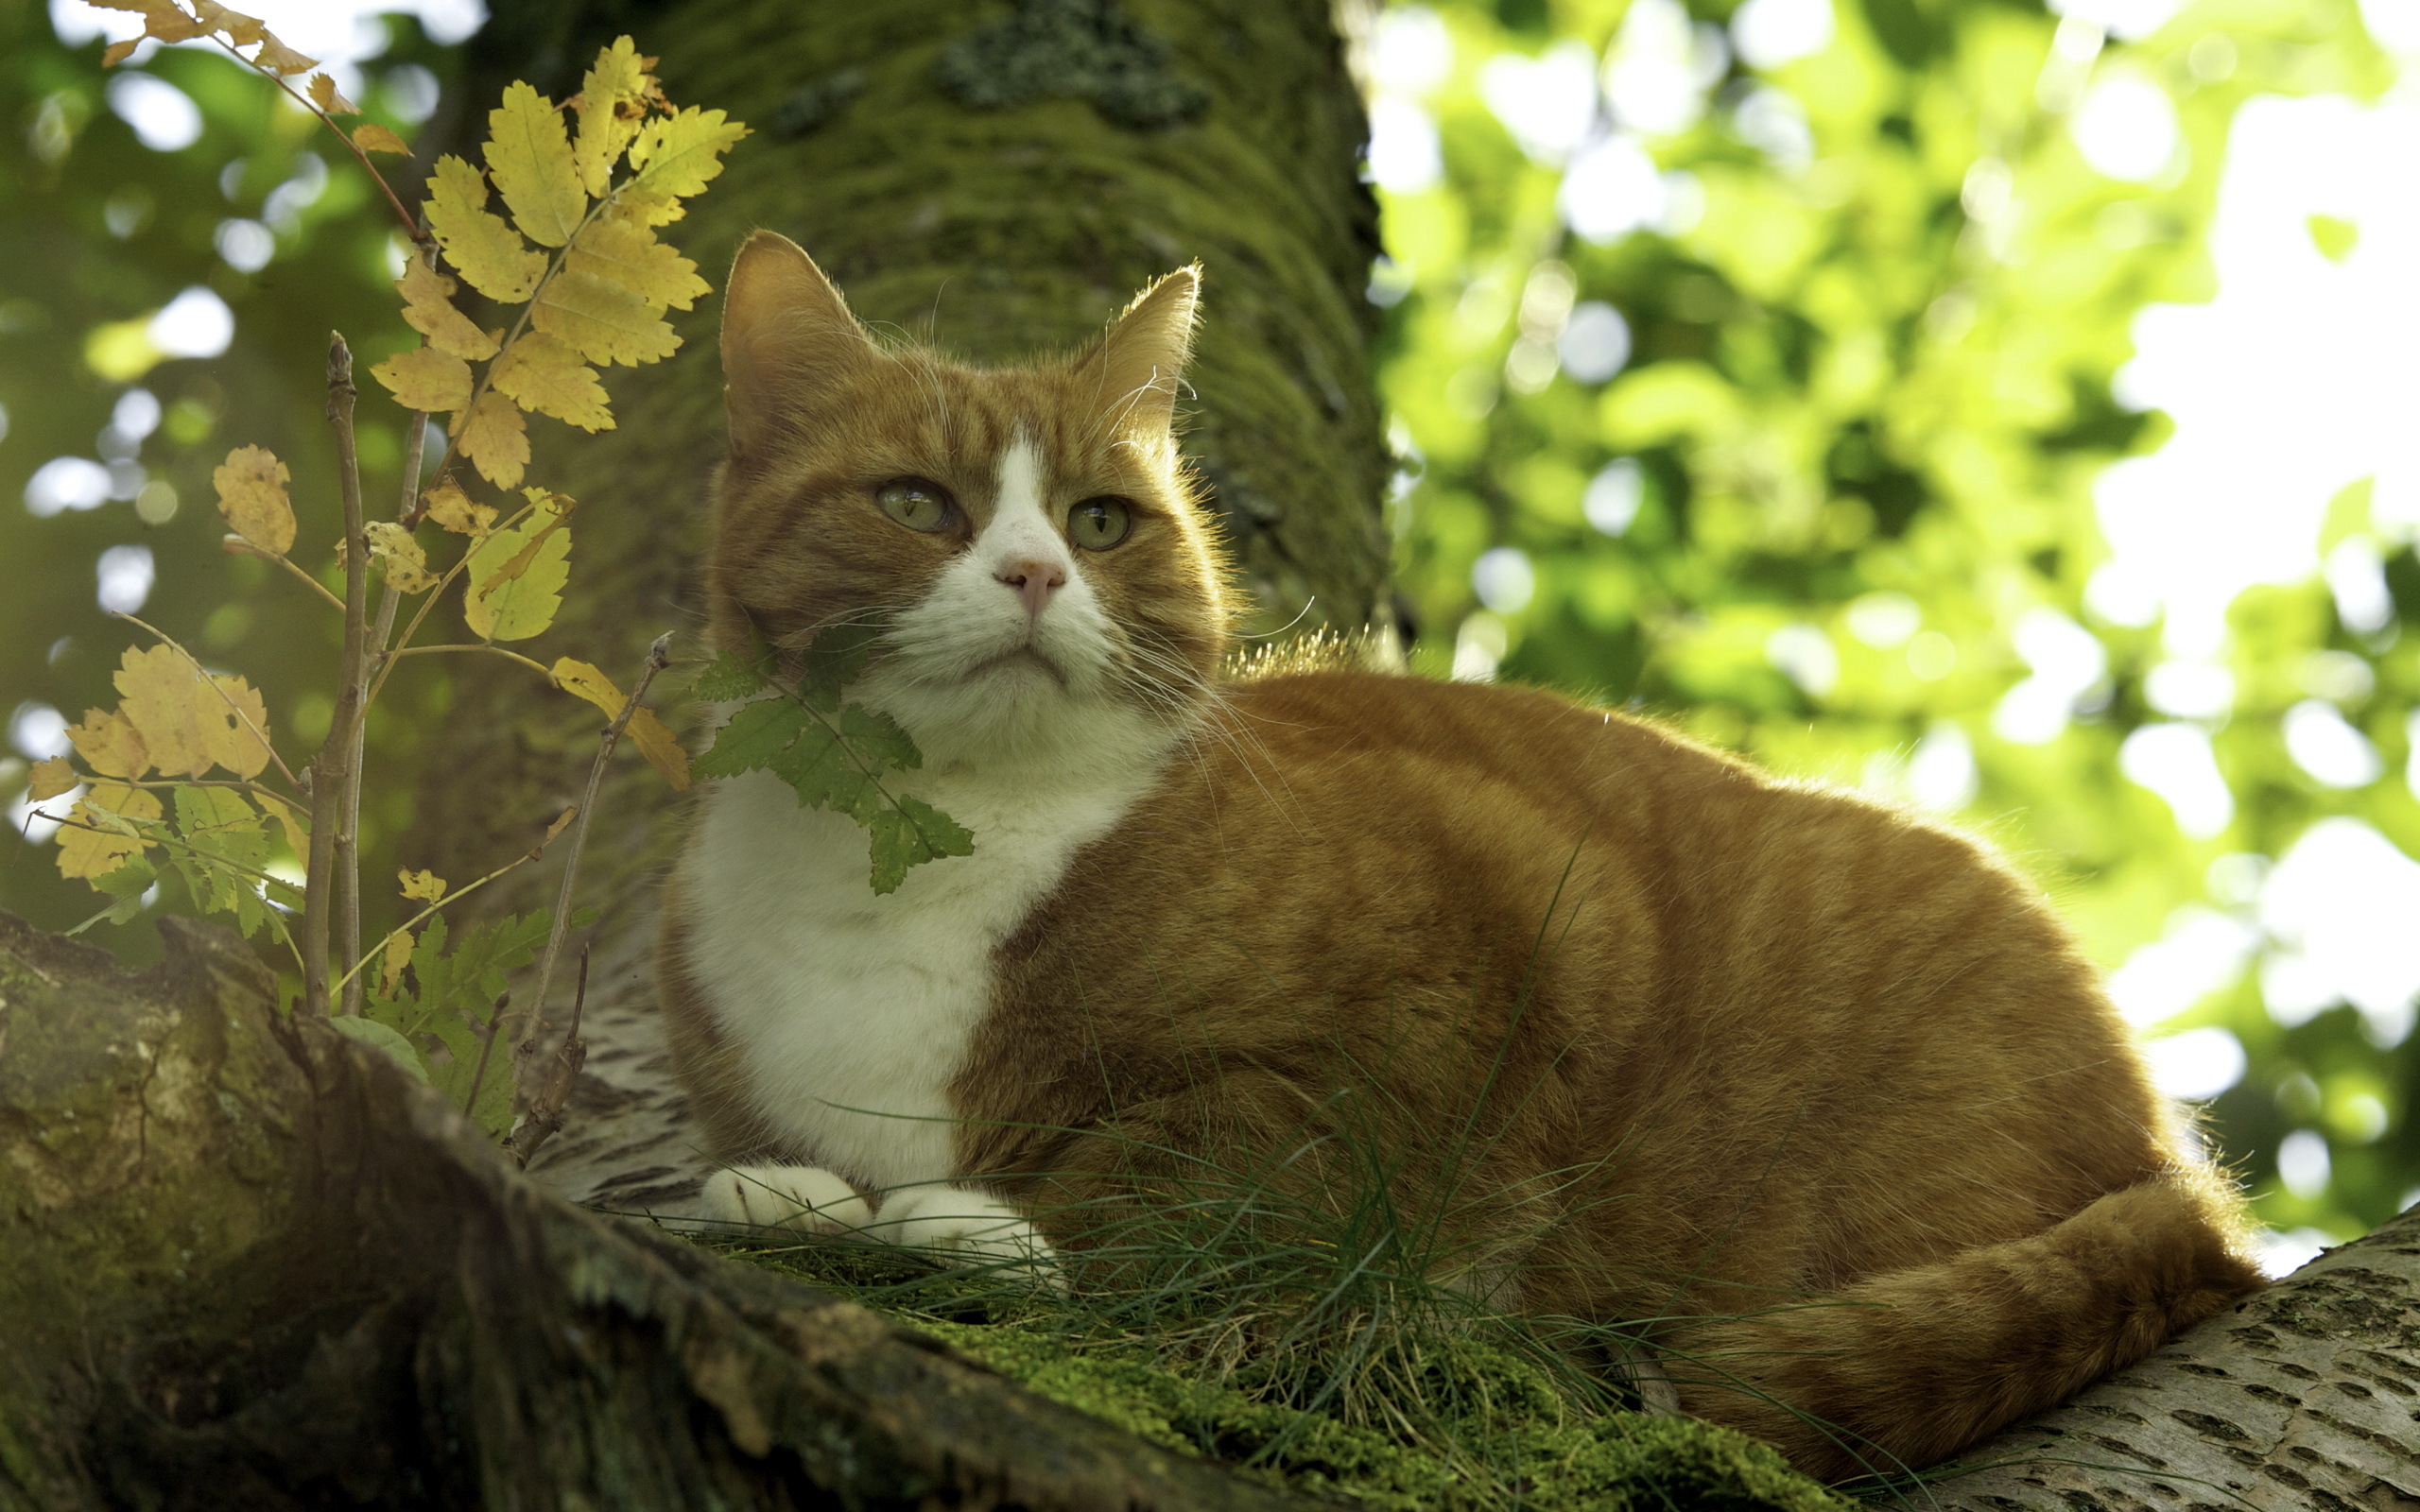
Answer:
2 0 2414 1271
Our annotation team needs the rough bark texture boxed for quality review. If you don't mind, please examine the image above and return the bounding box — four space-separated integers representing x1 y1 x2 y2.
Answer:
1923 1206 2420 1512
0 908 1322 1511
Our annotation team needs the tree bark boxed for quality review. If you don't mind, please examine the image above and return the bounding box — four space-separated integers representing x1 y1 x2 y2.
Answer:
1921 1206 2420 1512
0 909 1321 1511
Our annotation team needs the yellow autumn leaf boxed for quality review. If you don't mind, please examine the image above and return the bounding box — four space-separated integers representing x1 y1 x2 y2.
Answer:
113 644 273 781
378 927 415 994
628 708 693 790
397 261 498 361
532 269 677 367
354 121 411 156
421 478 496 536
606 186 683 229
491 332 614 432
306 72 359 115
398 868 447 902
364 521 438 593
58 783 163 881
370 343 474 413
425 155 544 304
93 1 208 44
551 656 625 716
212 443 296 557
568 216 709 312
463 515 572 642
453 389 530 490
251 33 316 75
571 35 649 198
28 756 77 800
486 81 586 249
627 106 748 205
66 707 148 779
193 3 268 46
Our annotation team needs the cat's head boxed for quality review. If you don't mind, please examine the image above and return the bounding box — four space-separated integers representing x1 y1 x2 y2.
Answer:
707 231 1234 765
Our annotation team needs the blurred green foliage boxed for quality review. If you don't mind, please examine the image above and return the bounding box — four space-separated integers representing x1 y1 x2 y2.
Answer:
1 0 2412 1258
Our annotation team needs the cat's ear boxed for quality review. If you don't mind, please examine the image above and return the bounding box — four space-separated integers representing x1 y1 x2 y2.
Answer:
719 230 881 459
1081 265 1201 433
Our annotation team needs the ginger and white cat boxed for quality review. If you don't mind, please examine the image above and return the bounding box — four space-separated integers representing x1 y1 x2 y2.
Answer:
658 230 2262 1479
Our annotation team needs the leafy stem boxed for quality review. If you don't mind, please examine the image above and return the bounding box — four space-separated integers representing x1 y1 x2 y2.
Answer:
505 631 673 1167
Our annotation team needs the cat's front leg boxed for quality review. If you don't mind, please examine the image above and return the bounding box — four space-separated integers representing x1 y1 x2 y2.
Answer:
701 1162 874 1236
866 1184 1057 1274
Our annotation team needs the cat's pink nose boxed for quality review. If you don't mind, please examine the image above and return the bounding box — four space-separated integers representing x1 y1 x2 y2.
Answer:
996 558 1066 620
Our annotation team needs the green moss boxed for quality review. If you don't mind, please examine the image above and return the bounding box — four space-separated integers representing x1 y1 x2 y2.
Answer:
713 1240 1844 1512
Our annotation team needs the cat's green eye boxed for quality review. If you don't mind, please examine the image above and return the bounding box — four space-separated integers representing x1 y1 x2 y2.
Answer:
875 478 955 533
1068 496 1133 551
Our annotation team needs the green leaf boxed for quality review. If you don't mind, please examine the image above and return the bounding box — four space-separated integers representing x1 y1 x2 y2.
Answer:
867 796 975 895
693 698 814 778
166 785 280 939
365 909 562 1134
799 622 881 710
329 1015 431 1082
66 858 155 935
691 649 769 702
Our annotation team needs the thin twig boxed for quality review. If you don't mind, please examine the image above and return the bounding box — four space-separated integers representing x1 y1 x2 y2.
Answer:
387 644 555 676
506 948 588 1166
302 333 370 1018
206 35 424 239
221 537 348 612
337 407 425 1020
334 809 575 994
507 632 672 1113
459 990 510 1123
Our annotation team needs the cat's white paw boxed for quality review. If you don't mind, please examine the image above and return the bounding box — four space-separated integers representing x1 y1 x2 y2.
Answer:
870 1185 1059 1278
702 1162 873 1236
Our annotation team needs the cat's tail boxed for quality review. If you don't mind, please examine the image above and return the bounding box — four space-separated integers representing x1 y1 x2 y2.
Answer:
1662 1170 2265 1481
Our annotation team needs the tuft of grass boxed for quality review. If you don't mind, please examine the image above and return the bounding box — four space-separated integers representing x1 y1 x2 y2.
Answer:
696 1145 1854 1512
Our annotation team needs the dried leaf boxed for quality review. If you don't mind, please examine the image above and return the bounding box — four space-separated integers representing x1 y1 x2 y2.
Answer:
95 0 211 44
490 332 613 431
306 72 358 115
544 807 578 844
453 389 529 490
571 35 649 198
354 121 412 156
568 215 709 312
212 443 296 557
102 38 141 66
189 1 264 45
550 656 626 718
485 81 586 249
463 515 572 642
629 707 692 790
365 520 438 593
397 261 498 361
626 106 748 205
67 707 149 780
422 478 496 536
28 756 78 800
424 155 544 304
58 783 163 881
399 868 447 902
378 927 416 994
531 268 677 367
113 644 273 780
251 32 315 75
370 343 474 414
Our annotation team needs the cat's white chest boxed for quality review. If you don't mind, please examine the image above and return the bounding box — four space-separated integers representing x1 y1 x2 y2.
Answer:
678 757 1151 1194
